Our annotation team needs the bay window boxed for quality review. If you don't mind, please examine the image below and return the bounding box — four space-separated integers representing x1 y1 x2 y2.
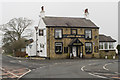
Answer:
55 29 62 39
104 43 108 49
85 42 92 54
99 42 103 49
109 42 114 49
99 42 114 50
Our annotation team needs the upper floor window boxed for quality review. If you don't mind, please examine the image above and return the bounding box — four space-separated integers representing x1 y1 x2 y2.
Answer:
85 30 92 39
39 29 44 36
85 42 92 54
55 42 63 54
55 29 62 39
71 29 77 35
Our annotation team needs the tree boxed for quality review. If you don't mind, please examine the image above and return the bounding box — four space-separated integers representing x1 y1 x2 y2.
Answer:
2 17 33 40
1 17 33 54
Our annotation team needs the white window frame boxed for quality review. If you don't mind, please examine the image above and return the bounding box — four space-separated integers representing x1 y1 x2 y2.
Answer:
85 30 92 39
55 29 62 39
109 42 114 50
99 42 115 50
85 42 92 54
99 42 103 49
55 42 62 53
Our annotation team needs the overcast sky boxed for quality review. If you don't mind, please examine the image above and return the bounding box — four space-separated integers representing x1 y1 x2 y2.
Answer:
0 1 118 47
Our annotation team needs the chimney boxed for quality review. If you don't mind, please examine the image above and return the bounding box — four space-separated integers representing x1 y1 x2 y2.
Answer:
84 8 89 20
40 6 45 18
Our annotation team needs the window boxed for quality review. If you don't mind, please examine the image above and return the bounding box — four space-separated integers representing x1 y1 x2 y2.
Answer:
55 42 62 54
109 42 114 49
64 47 68 53
85 43 92 54
71 29 77 35
55 29 62 39
39 29 43 36
21 48 26 52
104 43 108 49
99 42 103 49
85 30 92 39
94 46 98 53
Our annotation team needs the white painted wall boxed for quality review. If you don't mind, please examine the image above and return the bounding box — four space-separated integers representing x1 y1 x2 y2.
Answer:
26 42 36 56
37 17 47 57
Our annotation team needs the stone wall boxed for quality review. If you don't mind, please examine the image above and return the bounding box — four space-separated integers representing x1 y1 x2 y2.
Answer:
47 27 99 59
99 50 116 59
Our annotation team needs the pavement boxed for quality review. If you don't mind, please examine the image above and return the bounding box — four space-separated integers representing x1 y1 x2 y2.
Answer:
1 54 120 80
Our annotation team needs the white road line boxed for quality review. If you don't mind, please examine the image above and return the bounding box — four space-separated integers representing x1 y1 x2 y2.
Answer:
103 63 112 71
17 68 31 80
88 63 96 65
81 63 108 79
0 67 19 77
81 66 85 71
88 73 107 78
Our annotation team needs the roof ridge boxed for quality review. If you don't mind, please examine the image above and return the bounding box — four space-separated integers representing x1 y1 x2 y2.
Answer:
45 16 86 19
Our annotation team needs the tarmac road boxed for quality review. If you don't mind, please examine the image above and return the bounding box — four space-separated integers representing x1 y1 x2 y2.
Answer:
1 54 119 80
19 59 119 80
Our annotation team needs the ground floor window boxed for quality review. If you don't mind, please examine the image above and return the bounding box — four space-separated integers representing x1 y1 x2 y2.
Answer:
55 42 63 54
85 42 92 54
94 46 98 53
109 42 114 49
104 43 108 49
99 42 103 49
64 47 68 53
99 42 115 50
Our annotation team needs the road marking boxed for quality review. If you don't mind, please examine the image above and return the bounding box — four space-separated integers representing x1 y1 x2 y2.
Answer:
88 63 96 65
0 67 19 78
88 73 107 78
81 66 85 71
17 68 31 80
103 63 112 71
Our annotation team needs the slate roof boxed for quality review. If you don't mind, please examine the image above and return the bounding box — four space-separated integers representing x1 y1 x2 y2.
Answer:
42 16 99 28
99 34 116 42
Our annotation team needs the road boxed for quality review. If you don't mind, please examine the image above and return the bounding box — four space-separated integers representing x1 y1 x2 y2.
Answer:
1 54 119 80
20 59 119 80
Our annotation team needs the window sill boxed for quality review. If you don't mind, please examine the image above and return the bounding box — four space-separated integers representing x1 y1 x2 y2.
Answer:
85 38 92 40
55 38 62 39
86 52 92 54
99 49 115 50
55 52 62 54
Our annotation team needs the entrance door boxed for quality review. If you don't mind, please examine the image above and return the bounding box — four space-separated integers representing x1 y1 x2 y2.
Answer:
72 47 76 57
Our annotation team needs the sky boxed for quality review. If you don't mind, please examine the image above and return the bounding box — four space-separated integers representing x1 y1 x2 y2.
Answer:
0 1 118 47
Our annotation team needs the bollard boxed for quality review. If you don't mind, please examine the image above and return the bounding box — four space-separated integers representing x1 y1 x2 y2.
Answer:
113 56 115 59
105 56 107 59
70 53 72 58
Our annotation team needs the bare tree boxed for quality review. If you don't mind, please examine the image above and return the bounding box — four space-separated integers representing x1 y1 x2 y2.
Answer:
1 17 33 54
2 17 33 40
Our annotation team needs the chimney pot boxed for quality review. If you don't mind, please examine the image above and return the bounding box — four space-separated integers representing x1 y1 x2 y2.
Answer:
41 6 44 11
